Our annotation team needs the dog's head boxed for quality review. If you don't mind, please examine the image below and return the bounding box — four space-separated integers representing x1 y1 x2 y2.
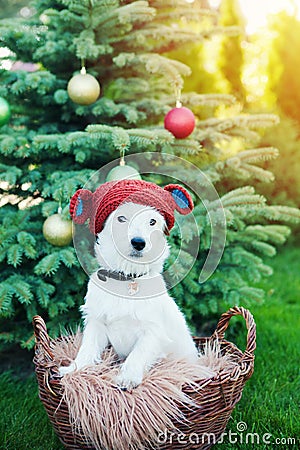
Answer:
70 179 194 276
94 202 169 275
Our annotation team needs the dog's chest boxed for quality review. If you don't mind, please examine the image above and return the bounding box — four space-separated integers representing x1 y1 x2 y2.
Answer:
84 274 175 358
105 317 141 358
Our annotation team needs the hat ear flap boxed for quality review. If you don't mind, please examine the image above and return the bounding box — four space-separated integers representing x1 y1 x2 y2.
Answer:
69 189 93 224
164 184 194 215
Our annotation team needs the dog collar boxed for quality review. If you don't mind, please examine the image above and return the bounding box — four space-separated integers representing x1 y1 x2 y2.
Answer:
97 269 145 295
93 270 167 299
97 269 145 282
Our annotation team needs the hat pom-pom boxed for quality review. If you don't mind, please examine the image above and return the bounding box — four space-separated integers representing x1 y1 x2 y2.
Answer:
69 189 93 224
164 184 194 215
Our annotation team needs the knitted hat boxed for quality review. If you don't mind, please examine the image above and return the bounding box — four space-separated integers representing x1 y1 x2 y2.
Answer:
69 179 194 235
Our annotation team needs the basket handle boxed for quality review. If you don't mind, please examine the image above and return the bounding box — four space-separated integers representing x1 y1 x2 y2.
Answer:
211 306 256 362
32 315 58 369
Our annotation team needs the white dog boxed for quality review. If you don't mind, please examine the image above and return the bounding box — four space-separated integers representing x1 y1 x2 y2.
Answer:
60 182 199 389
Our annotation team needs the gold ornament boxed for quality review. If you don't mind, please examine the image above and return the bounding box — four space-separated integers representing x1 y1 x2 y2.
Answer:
67 67 100 105
43 213 73 246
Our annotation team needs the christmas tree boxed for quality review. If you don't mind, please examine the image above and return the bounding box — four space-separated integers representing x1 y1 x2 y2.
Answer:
0 0 299 349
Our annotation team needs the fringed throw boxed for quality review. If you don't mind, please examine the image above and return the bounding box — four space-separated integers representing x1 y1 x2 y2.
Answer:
52 333 237 450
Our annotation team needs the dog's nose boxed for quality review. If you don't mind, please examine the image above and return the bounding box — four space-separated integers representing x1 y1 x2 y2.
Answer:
131 237 146 251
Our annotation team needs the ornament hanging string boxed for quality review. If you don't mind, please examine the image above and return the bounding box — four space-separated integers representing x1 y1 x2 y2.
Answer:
175 86 182 108
58 200 62 215
81 58 86 75
120 148 125 166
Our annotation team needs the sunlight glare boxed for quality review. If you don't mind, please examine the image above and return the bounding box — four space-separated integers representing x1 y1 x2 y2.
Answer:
208 0 300 34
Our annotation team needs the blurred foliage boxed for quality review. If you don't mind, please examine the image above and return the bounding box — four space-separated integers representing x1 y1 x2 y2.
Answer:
218 0 246 103
266 11 300 125
257 116 300 208
0 0 29 19
244 10 300 214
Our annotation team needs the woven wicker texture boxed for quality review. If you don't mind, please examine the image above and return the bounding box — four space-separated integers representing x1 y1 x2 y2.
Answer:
33 306 256 450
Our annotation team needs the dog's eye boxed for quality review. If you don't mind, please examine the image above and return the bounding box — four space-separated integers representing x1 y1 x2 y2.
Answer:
150 219 156 226
117 215 127 223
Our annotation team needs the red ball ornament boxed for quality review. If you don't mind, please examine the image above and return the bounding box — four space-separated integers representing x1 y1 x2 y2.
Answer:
164 106 195 139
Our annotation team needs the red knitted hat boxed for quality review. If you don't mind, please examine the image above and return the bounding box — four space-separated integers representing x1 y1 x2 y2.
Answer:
69 179 194 235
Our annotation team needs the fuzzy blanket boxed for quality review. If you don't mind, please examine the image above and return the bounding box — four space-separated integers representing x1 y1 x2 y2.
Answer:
52 334 236 450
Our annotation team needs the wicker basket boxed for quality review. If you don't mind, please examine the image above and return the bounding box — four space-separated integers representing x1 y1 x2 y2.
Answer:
33 306 256 450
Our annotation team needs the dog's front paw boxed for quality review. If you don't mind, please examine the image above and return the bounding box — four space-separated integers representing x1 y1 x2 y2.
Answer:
115 366 144 391
59 362 77 376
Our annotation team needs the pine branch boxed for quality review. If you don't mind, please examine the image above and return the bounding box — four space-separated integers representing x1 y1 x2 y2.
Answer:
246 225 291 244
127 128 159 148
261 205 300 224
0 283 14 317
0 331 15 343
221 186 266 208
237 147 279 163
34 279 55 309
226 127 261 143
86 124 131 152
112 25 232 54
215 147 279 183
91 1 156 32
10 70 59 96
105 77 150 100
241 163 275 182
33 134 63 151
151 4 218 22
74 29 114 59
0 164 22 185
6 275 33 305
197 114 279 133
41 169 93 201
181 92 236 108
236 286 265 304
168 139 202 155
113 53 191 89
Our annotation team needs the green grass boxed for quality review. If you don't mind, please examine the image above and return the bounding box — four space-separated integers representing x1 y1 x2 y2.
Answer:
216 244 300 449
0 245 299 450
0 372 62 450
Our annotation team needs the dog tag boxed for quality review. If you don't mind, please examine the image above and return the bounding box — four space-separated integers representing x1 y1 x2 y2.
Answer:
128 280 139 296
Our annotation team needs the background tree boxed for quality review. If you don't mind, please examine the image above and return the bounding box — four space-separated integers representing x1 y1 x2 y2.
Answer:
218 0 246 103
236 9 300 217
257 116 300 208
266 11 300 124
0 0 299 350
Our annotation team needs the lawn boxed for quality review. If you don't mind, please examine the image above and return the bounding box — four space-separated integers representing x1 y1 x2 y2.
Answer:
0 245 299 450
217 244 300 449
